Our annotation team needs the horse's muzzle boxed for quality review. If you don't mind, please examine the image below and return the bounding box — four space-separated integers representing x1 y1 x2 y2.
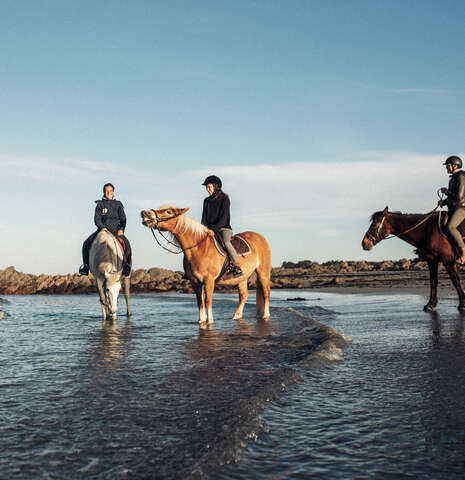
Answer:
140 210 156 228
362 235 373 251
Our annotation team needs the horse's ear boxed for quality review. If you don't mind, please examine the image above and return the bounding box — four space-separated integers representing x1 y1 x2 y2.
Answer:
383 206 389 213
177 208 189 215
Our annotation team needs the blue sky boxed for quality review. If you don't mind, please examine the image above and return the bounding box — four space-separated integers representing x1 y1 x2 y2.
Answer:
1 1 464 274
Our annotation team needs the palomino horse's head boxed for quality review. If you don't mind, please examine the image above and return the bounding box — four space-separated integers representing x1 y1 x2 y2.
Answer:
362 206 391 251
141 206 190 231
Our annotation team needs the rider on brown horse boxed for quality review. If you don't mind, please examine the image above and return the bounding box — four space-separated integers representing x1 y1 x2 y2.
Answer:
79 183 132 276
201 175 243 277
438 155 465 263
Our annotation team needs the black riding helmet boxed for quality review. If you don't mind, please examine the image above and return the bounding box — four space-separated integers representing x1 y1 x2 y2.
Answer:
202 175 222 188
443 156 463 169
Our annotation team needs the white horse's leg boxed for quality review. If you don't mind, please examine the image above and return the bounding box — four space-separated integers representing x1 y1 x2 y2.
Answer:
192 279 207 324
233 280 248 320
96 278 107 323
205 276 215 324
123 276 131 317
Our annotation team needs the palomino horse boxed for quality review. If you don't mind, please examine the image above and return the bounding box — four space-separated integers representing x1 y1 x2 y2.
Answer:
89 229 131 322
362 206 465 311
140 206 271 324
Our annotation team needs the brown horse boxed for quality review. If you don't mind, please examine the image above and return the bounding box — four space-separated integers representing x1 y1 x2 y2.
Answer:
362 206 465 311
141 206 271 324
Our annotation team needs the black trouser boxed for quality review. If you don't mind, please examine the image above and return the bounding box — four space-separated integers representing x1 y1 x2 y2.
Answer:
82 230 132 266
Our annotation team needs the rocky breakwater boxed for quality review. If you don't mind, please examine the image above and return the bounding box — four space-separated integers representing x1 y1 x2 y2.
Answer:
272 259 435 289
0 259 452 295
0 266 189 295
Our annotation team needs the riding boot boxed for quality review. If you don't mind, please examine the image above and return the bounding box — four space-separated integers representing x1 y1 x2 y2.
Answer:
79 264 89 276
231 262 243 277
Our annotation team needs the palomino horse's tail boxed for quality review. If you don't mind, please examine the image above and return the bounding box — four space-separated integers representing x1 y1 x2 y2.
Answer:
251 233 271 319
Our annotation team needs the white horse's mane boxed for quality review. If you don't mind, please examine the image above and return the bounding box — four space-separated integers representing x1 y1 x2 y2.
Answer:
159 204 208 237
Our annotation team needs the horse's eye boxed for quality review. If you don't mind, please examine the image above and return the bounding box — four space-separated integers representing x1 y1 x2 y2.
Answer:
167 209 172 215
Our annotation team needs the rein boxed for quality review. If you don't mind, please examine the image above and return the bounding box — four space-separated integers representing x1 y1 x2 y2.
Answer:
368 206 440 244
150 227 208 254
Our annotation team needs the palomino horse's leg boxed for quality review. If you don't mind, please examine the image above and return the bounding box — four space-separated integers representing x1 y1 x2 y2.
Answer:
123 276 131 317
233 280 249 320
96 278 107 322
191 279 207 324
424 259 439 312
444 263 465 310
255 266 271 319
204 276 215 324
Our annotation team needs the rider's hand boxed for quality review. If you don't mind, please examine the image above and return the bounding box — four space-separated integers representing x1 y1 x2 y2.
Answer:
440 187 449 195
438 200 444 207
117 229 124 236
208 230 215 237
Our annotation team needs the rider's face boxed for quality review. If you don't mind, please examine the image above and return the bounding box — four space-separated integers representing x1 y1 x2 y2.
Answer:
104 186 114 200
446 164 455 174
206 184 215 196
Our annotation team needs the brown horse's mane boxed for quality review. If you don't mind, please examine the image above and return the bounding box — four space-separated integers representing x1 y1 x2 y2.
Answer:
370 211 430 222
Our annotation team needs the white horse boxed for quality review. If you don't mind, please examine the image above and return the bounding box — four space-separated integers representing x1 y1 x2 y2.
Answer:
89 229 131 322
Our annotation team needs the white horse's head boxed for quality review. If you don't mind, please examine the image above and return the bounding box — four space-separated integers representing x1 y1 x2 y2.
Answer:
105 272 122 315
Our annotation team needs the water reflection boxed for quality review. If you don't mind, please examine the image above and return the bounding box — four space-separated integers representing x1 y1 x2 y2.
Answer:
90 320 132 371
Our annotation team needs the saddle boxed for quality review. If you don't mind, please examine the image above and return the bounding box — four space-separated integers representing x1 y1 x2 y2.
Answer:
213 233 252 257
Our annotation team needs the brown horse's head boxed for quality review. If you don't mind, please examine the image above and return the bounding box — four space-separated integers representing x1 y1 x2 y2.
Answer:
141 206 190 230
362 206 390 250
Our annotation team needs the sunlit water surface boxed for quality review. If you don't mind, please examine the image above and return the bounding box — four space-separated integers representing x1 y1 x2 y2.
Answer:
1 290 465 479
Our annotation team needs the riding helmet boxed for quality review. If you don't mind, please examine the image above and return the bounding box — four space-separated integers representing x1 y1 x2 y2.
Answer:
202 175 222 188
443 155 463 168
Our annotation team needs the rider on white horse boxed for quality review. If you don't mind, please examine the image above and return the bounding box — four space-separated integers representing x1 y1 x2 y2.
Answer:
79 183 132 276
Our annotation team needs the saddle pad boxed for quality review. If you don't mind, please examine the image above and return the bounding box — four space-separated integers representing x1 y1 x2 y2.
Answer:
115 236 126 255
214 234 252 257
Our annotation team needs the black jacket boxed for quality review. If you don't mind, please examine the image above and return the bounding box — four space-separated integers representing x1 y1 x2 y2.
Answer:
444 171 465 210
201 191 232 232
94 198 127 235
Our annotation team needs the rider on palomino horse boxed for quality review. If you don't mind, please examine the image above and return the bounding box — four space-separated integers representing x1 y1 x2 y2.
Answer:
79 183 132 277
201 175 243 277
438 155 465 264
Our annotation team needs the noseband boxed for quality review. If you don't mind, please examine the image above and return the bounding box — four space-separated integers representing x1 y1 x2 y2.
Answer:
365 215 386 245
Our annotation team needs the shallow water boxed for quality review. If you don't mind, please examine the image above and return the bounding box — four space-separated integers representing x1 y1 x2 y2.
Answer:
1 290 465 479
0 292 342 479
221 291 465 479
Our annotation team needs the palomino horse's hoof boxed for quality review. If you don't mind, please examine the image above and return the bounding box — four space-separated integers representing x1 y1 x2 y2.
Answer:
423 304 435 312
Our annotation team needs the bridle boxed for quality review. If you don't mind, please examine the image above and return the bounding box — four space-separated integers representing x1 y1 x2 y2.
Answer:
148 209 209 254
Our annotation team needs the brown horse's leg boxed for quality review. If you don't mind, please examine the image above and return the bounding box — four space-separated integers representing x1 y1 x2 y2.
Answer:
424 259 439 312
204 276 215 323
444 263 465 310
233 280 249 320
255 266 271 319
191 279 207 324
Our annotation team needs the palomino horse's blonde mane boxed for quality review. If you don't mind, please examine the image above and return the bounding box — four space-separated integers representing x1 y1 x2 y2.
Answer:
158 205 208 237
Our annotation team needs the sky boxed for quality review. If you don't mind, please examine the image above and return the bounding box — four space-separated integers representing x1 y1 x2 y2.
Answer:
1 0 465 274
